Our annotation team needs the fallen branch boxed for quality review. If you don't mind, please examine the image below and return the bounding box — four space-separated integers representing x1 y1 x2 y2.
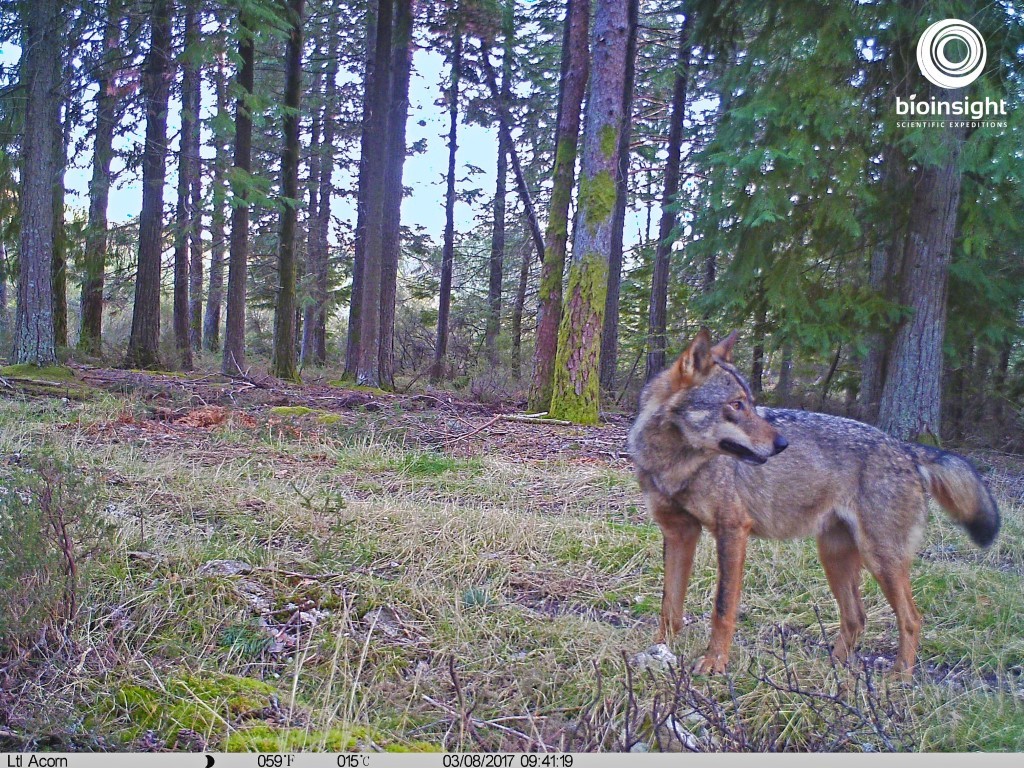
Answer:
500 414 575 426
443 414 502 445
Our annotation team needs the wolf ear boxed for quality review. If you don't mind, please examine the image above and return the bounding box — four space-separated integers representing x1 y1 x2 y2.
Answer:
669 328 714 389
711 330 739 363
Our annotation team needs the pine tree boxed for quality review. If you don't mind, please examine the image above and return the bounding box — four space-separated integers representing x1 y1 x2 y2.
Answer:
12 0 63 366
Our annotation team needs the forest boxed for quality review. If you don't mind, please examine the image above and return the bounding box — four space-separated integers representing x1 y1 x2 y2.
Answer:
1 0 1024 755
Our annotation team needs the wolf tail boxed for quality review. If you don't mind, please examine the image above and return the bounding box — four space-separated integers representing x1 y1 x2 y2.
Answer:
906 444 1001 547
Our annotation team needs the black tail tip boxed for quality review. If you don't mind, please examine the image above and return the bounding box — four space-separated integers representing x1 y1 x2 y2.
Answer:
965 513 1000 548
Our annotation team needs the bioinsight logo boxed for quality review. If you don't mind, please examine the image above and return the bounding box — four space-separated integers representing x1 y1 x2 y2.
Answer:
895 19 1008 128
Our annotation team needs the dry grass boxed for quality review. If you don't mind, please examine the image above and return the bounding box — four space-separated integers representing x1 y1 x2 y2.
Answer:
1 383 1022 752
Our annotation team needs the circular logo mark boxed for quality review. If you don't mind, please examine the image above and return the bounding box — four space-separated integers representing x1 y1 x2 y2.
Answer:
917 19 987 89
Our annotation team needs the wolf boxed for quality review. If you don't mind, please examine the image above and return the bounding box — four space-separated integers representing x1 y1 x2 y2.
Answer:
627 329 1000 677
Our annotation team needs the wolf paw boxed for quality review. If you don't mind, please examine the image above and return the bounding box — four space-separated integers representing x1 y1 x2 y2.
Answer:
692 653 728 675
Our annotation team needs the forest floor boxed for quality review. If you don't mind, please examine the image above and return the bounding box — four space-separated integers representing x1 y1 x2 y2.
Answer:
1 362 1023 752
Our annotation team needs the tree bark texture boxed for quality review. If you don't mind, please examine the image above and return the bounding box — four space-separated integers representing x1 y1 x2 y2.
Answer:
125 0 173 370
527 0 589 412
599 0 638 391
548 0 629 424
355 0 395 386
344 0 379 378
877 108 965 442
172 0 200 370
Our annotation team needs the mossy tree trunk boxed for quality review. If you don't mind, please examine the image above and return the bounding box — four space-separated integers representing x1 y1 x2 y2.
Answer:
125 0 173 370
548 0 630 425
527 0 589 412
599 0 638 391
271 0 305 382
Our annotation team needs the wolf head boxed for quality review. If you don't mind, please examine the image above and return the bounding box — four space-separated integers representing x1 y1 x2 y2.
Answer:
644 329 788 465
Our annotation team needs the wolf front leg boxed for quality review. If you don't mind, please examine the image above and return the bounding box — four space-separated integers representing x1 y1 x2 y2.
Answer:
653 504 702 643
694 516 751 675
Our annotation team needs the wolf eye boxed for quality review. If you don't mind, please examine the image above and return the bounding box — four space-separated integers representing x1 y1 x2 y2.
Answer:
730 400 745 411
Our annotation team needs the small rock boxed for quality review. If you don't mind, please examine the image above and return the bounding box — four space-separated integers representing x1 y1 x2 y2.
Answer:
197 559 253 577
362 605 405 638
632 643 678 671
127 550 165 565
628 741 650 753
661 715 702 751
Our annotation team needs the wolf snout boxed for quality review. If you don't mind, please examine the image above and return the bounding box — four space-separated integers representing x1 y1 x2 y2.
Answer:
772 435 789 455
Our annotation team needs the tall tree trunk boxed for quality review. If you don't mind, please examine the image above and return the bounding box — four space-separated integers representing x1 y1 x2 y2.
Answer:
344 0 379 379
527 0 589 412
599 0 638 391
185 0 203 352
750 297 767 395
271 0 305 381
485 4 513 367
300 102 322 367
877 105 965 443
510 236 530 376
79 0 121 356
859 145 907 422
378 0 413 388
548 0 629 424
646 15 689 381
203 43 229 352
51 118 68 350
775 340 793 404
479 46 544 265
310 12 342 366
432 26 461 383
0 242 8 339
355 0 395 387
221 10 256 375
172 0 200 370
125 0 173 370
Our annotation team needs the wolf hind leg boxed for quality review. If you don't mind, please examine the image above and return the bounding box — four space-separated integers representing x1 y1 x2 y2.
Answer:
867 559 921 678
817 520 867 665
653 505 702 643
